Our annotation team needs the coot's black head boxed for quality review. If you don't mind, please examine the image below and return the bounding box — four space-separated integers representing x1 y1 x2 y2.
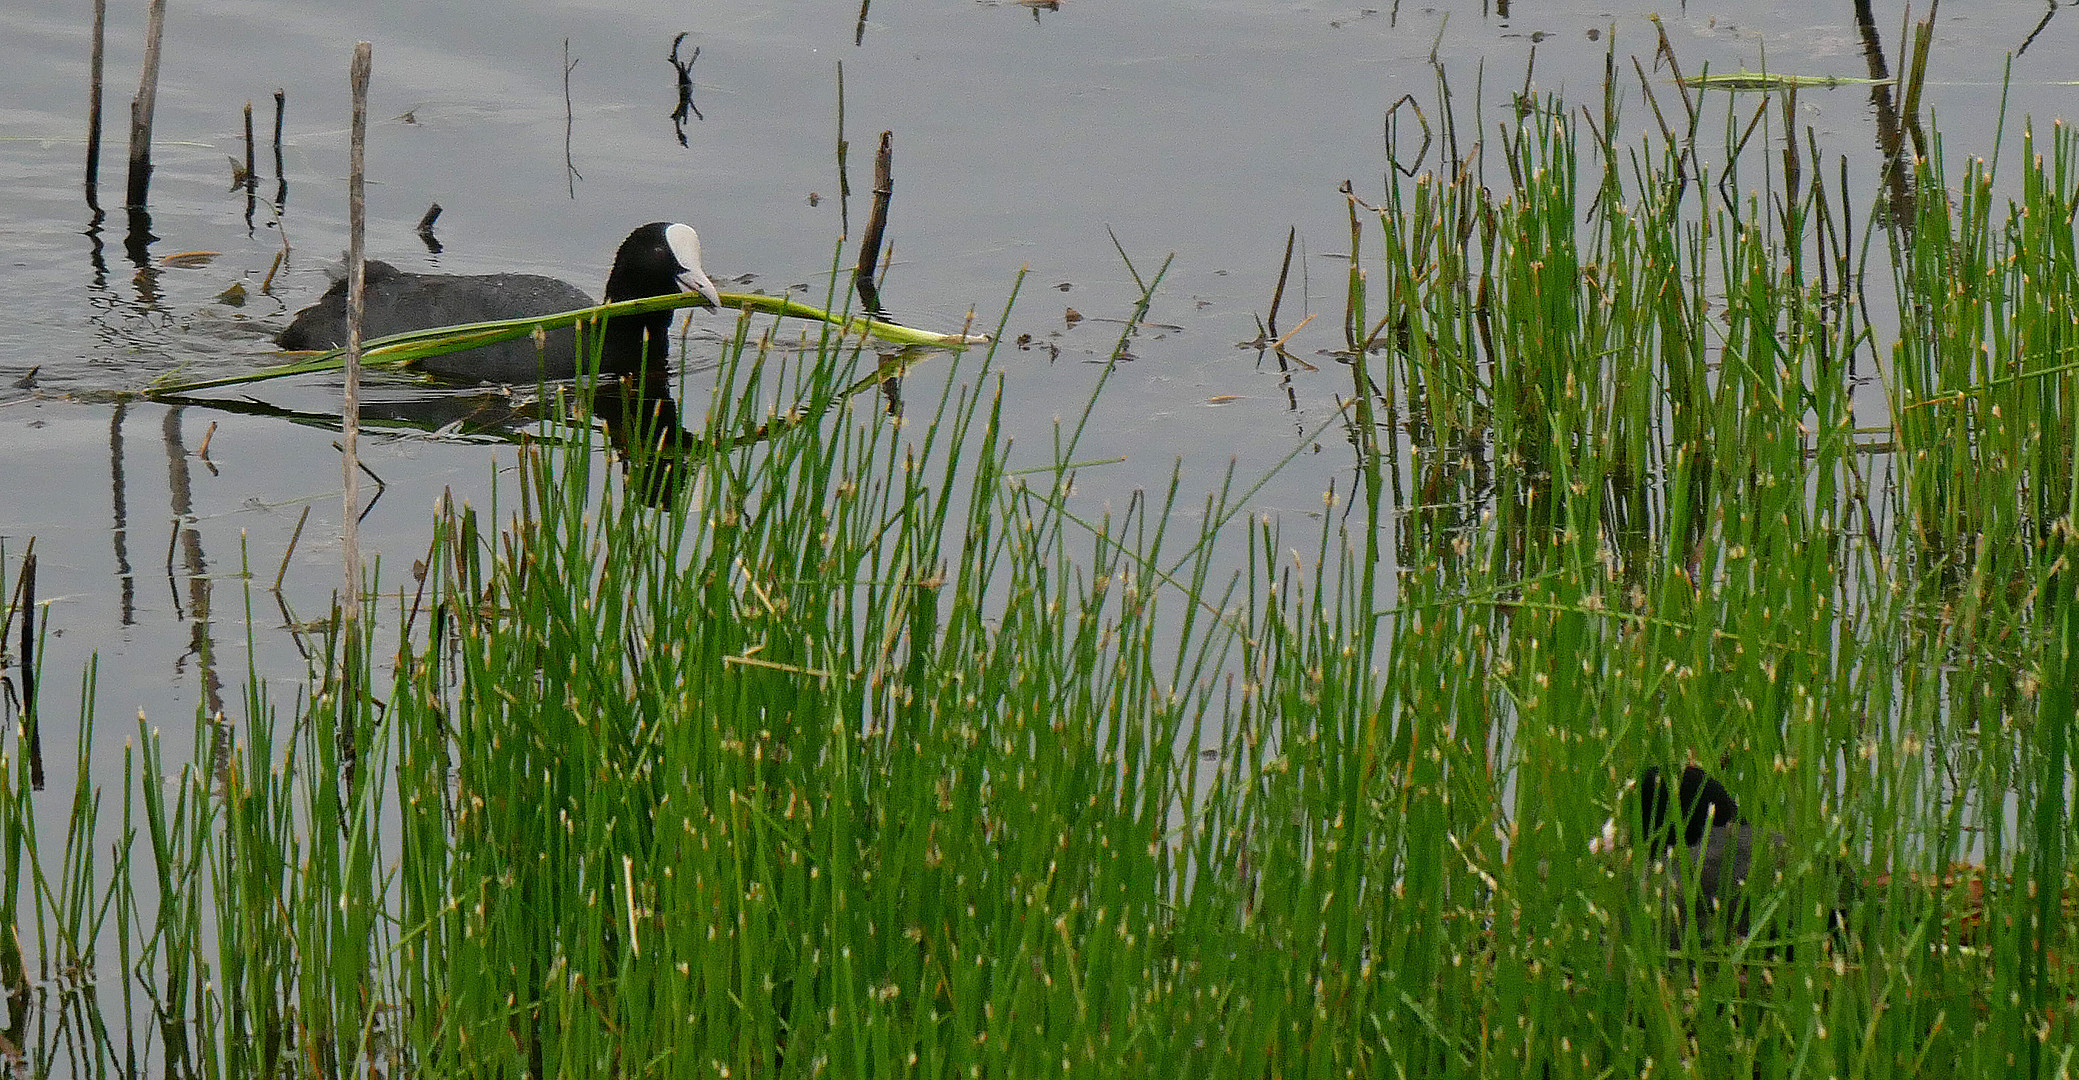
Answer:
604 222 722 308
1638 766 1741 854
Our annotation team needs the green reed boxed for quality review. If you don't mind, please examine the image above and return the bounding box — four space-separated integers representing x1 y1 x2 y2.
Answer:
1341 64 2079 1077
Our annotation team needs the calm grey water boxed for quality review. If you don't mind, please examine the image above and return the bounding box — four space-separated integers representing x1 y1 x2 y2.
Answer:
0 0 2075 1024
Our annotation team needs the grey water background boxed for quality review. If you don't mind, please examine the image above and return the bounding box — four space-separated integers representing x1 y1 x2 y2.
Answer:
1 0 2076 970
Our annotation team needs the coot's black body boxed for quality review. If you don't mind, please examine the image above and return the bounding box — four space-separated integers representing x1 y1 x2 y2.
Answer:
1637 766 1774 947
1634 766 1857 949
277 222 721 384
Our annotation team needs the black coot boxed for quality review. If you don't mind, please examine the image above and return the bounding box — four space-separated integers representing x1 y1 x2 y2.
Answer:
1638 766 1766 946
1631 766 1857 949
277 222 722 384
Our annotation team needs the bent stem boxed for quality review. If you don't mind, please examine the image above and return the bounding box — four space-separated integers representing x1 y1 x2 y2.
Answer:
145 290 988 396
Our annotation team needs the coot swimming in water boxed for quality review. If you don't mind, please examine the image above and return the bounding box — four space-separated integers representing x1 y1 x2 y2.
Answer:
277 222 722 384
